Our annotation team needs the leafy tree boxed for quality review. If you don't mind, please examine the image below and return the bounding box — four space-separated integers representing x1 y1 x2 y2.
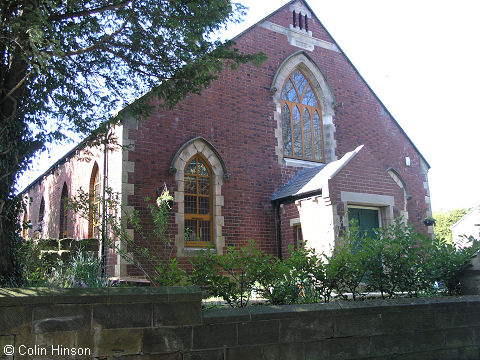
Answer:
433 209 469 243
0 0 265 283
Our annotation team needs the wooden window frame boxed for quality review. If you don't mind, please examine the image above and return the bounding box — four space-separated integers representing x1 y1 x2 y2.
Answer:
293 225 303 249
184 154 213 247
281 68 325 162
22 212 28 238
347 205 383 228
88 163 101 239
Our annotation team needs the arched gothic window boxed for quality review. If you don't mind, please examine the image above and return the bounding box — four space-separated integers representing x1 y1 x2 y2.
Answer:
281 69 324 162
38 197 45 223
89 163 101 239
184 155 213 246
22 211 28 238
38 197 45 231
59 183 68 239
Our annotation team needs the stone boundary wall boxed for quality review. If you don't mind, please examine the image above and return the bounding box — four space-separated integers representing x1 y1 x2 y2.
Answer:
1 288 480 359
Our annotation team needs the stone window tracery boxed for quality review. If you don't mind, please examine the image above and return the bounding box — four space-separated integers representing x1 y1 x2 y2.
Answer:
281 69 324 162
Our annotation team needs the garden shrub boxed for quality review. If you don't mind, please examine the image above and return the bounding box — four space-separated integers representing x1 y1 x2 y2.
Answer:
255 245 319 305
16 237 110 288
152 258 187 286
67 185 186 286
362 220 434 298
50 251 108 288
17 238 55 286
429 236 479 295
190 219 480 306
190 240 265 307
325 224 371 300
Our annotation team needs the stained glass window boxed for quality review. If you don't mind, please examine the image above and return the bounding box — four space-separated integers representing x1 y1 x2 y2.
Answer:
59 183 68 239
282 104 292 156
89 163 101 239
281 69 324 161
292 106 302 157
184 156 212 245
38 197 45 223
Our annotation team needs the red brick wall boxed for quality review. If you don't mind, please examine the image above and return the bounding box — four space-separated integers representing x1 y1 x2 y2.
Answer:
21 129 124 277
21 3 431 279
279 202 301 259
126 3 429 266
329 146 407 231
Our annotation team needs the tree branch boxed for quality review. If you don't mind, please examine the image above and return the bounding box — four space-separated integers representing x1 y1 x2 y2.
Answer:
63 0 136 57
98 45 155 77
48 0 131 22
0 71 31 105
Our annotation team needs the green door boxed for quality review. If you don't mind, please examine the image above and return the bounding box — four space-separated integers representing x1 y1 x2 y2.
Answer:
348 208 379 239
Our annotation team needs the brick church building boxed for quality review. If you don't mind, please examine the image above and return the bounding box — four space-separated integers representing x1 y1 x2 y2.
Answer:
20 0 432 278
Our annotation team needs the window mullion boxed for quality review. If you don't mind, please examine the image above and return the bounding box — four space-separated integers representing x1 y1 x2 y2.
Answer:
195 162 200 240
312 108 316 160
290 76 301 101
289 101 295 157
196 219 199 241
308 106 315 160
301 105 305 158
209 175 213 242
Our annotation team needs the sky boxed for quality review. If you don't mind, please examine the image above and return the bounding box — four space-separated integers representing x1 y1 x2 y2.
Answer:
16 0 480 213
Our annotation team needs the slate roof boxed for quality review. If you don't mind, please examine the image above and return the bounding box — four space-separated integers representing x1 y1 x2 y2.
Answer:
271 145 365 202
271 164 326 201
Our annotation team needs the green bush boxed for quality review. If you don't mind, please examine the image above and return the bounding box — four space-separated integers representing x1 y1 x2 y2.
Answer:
190 219 480 306
190 240 265 307
17 239 56 286
50 252 108 288
326 224 371 300
429 236 479 295
67 186 186 286
255 245 319 305
361 220 479 298
362 221 434 298
16 237 111 288
152 258 187 286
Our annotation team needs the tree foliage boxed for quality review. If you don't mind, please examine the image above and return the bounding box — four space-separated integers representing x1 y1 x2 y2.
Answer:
0 0 265 282
433 208 469 243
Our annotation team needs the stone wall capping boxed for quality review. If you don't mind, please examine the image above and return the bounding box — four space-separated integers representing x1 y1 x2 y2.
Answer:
248 304 299 321
1 290 480 358
202 307 251 325
0 286 202 306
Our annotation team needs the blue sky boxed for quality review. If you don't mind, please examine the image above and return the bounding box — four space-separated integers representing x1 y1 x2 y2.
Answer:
16 0 480 212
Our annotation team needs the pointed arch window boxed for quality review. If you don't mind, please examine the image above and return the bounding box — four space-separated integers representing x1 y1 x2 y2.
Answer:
89 163 101 239
281 69 324 162
22 211 28 238
59 183 68 239
38 197 45 223
184 155 213 246
38 196 45 232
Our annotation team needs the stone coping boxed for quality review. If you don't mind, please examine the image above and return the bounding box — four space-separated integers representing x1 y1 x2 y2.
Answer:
203 295 480 324
0 286 202 306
